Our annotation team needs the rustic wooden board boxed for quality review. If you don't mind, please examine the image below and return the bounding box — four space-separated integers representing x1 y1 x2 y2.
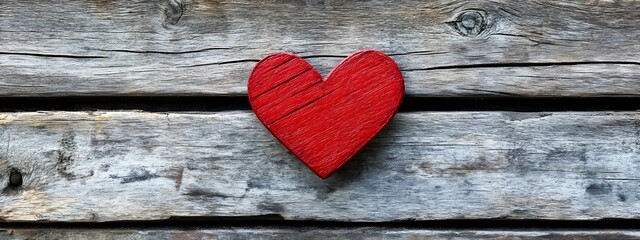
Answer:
1 0 638 97
3 228 640 240
1 111 640 222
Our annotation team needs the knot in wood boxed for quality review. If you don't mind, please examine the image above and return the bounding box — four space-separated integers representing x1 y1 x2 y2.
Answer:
451 11 486 36
9 168 22 187
164 0 184 26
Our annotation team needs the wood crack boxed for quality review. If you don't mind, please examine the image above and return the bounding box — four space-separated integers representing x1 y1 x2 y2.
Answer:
491 33 543 45
300 51 449 59
457 88 523 96
0 83 45 88
403 61 640 71
179 59 260 68
93 47 231 55
0 52 108 59
388 51 449 56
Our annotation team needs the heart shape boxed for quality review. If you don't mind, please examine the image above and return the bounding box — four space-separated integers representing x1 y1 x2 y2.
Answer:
248 50 404 179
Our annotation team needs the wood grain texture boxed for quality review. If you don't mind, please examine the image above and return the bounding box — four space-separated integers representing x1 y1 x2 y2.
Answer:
248 50 404 178
3 228 640 240
1 0 638 97
2 111 640 222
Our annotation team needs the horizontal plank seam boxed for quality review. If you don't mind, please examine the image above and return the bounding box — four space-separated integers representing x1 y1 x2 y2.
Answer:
1 97 640 112
3 219 640 230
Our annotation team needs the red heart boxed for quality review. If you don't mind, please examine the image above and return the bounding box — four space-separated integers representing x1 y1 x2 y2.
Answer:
248 50 404 179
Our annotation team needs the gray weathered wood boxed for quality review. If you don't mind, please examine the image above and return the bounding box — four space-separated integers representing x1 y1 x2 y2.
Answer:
1 0 638 97
3 228 640 240
1 111 640 222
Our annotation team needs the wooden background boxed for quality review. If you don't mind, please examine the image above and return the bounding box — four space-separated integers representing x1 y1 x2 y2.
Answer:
1 0 640 239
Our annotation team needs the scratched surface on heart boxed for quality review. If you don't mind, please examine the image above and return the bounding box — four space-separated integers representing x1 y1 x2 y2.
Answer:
248 50 404 178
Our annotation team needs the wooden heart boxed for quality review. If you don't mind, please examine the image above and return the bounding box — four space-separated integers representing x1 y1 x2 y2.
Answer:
248 50 404 179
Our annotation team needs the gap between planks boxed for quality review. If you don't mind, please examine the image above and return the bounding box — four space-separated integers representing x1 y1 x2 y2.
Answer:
5 219 640 229
3 228 640 240
1 96 640 112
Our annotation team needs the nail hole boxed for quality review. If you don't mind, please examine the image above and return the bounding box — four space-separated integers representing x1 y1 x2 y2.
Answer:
9 168 22 187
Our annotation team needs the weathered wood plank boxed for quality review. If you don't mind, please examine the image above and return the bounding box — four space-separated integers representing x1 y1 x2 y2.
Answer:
1 111 640 221
1 0 638 97
3 228 640 240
